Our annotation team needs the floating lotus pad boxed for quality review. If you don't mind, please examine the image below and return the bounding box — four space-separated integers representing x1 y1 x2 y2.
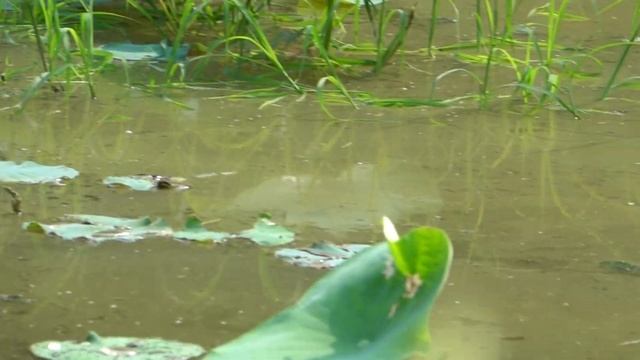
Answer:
174 216 230 243
237 217 295 246
207 223 453 359
23 214 293 246
275 242 370 269
99 42 190 61
31 331 205 360
103 175 190 191
0 161 78 184
23 215 173 243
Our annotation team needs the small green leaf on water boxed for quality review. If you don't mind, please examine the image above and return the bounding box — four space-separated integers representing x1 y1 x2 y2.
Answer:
237 217 294 246
207 223 453 359
174 216 231 243
0 161 78 184
103 175 190 191
30 331 205 360
23 215 173 243
275 242 369 269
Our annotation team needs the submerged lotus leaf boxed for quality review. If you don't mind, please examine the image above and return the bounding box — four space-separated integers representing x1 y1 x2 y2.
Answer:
600 260 640 275
0 294 31 303
174 216 230 243
103 175 190 191
1 0 17 11
237 217 294 246
64 214 155 228
31 331 204 360
207 225 453 360
99 42 190 61
275 242 370 269
23 215 172 243
0 161 78 184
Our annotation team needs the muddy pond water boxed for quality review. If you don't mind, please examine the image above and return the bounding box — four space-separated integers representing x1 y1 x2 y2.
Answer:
2 1 640 359
1 90 639 359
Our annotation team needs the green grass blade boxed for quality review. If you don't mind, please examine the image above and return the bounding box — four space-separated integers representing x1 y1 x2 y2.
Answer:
601 2 640 98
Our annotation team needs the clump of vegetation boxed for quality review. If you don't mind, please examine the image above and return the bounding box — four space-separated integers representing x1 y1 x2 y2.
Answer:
1 0 639 115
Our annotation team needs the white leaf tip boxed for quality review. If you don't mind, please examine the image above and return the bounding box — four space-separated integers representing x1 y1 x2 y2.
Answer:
382 216 400 242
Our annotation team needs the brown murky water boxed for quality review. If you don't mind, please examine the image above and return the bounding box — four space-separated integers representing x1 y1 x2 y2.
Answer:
1 1 640 359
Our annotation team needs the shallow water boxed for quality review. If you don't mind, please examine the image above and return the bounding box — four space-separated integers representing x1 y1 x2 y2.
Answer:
2 1 640 359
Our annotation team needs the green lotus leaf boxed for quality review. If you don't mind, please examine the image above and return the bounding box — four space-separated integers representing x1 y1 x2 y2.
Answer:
23 215 172 243
237 217 295 246
0 161 78 184
207 225 453 359
275 242 370 269
103 175 190 191
31 331 204 360
174 216 230 243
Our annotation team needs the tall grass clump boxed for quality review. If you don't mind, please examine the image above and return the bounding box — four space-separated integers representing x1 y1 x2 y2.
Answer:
13 0 109 102
2 0 639 115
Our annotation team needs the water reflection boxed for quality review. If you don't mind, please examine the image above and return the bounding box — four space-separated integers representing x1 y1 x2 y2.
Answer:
229 163 442 234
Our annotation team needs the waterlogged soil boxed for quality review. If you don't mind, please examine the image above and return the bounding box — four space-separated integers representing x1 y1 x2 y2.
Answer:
2 2 640 360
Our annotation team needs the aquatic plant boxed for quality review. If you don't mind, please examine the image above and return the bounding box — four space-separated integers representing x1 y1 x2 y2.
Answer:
1 0 638 114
